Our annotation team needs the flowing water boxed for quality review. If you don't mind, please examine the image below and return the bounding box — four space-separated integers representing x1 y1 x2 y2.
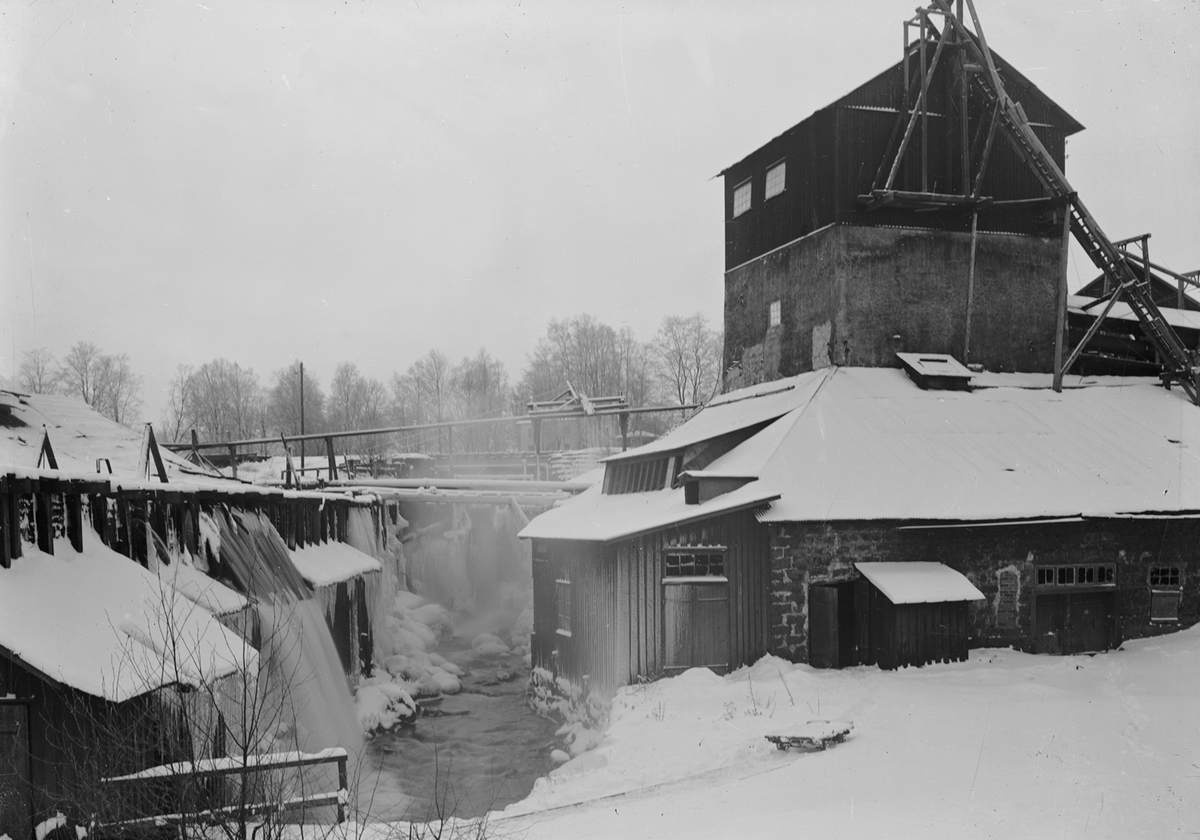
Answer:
363 639 559 821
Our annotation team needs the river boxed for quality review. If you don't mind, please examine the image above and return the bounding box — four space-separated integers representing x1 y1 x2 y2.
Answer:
360 639 560 822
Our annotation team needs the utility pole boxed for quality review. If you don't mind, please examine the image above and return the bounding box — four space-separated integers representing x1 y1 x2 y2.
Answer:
299 361 306 475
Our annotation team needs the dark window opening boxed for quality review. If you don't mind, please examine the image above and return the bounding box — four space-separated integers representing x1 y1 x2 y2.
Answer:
555 576 572 636
1149 566 1181 587
664 548 727 579
603 456 677 495
1036 563 1115 587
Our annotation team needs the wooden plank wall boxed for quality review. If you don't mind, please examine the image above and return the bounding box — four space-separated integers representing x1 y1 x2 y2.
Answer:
536 509 771 694
873 595 969 670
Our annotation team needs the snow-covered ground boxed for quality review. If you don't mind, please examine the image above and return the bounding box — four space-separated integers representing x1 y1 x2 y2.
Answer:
334 626 1200 839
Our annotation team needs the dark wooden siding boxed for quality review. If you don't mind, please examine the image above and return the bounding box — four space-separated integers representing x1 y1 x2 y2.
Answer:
532 509 772 694
723 47 1080 270
870 591 970 670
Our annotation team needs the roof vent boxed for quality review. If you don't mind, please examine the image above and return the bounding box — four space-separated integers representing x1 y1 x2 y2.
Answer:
895 352 975 391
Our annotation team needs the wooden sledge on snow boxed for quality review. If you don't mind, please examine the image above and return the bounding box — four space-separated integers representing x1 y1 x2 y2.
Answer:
766 720 853 752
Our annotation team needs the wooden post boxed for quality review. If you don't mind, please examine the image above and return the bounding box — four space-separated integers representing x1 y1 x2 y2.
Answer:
228 445 238 480
146 425 169 483
1052 204 1072 391
919 9 928 193
326 436 338 481
619 412 630 452
66 492 83 552
190 429 200 463
963 211 979 364
533 419 542 482
336 754 348 823
0 479 10 569
35 490 53 555
38 428 58 470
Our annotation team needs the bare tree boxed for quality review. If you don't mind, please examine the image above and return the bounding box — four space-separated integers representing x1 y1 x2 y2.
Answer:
449 349 514 452
60 342 143 426
186 360 264 442
96 353 144 427
652 313 723 407
267 362 325 439
162 365 197 443
60 341 107 406
409 350 452 424
17 347 60 394
327 363 390 455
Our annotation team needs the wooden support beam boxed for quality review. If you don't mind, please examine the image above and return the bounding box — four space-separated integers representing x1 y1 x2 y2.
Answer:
35 492 53 554
0 480 11 569
1053 206 1071 392
1061 286 1126 376
884 20 951 191
145 425 169 483
66 493 83 552
964 211 979 364
38 428 58 470
326 436 338 482
228 445 238 480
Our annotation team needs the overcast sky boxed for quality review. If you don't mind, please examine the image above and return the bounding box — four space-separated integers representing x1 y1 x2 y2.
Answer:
2 0 1197 422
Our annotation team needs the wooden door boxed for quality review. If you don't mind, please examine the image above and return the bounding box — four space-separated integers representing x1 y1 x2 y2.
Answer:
1035 592 1116 655
808 585 840 669
663 582 730 675
0 703 30 840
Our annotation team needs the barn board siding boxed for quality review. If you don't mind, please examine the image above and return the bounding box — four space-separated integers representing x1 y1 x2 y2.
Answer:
531 509 771 693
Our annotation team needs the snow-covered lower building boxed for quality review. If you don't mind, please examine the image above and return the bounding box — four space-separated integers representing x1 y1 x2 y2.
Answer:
0 385 397 839
520 365 1200 691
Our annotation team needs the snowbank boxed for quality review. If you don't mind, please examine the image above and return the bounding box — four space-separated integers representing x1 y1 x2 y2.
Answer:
482 630 1200 839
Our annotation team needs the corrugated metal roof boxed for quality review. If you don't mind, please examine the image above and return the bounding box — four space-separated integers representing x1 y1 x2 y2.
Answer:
754 368 1200 522
520 366 1200 543
604 370 830 463
517 481 778 543
856 562 985 604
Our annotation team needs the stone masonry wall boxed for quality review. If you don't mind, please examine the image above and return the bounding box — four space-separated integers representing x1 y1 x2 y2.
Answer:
769 518 1200 663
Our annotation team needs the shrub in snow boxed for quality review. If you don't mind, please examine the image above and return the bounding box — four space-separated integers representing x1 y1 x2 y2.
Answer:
471 632 510 657
356 679 419 733
528 667 610 757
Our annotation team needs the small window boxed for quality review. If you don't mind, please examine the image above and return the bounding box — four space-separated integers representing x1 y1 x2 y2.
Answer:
533 542 549 563
555 575 572 636
664 548 727 580
1149 566 1182 623
1149 567 1181 587
1036 563 1115 587
733 180 752 217
769 300 781 328
765 160 786 199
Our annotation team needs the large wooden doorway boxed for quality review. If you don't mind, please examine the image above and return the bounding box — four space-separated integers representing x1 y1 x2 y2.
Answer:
0 702 30 840
1034 590 1117 654
663 580 730 675
808 581 864 669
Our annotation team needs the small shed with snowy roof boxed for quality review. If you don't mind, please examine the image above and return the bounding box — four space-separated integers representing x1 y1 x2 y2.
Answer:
521 365 1200 690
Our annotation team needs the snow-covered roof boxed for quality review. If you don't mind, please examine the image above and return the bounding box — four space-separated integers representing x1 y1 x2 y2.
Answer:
0 389 227 484
289 540 383 588
855 562 985 604
157 559 248 616
1069 294 1200 331
751 367 1200 522
518 480 779 543
0 534 255 701
521 366 1200 541
603 372 828 463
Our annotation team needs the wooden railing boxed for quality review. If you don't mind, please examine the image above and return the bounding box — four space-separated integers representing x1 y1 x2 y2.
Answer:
97 748 349 831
